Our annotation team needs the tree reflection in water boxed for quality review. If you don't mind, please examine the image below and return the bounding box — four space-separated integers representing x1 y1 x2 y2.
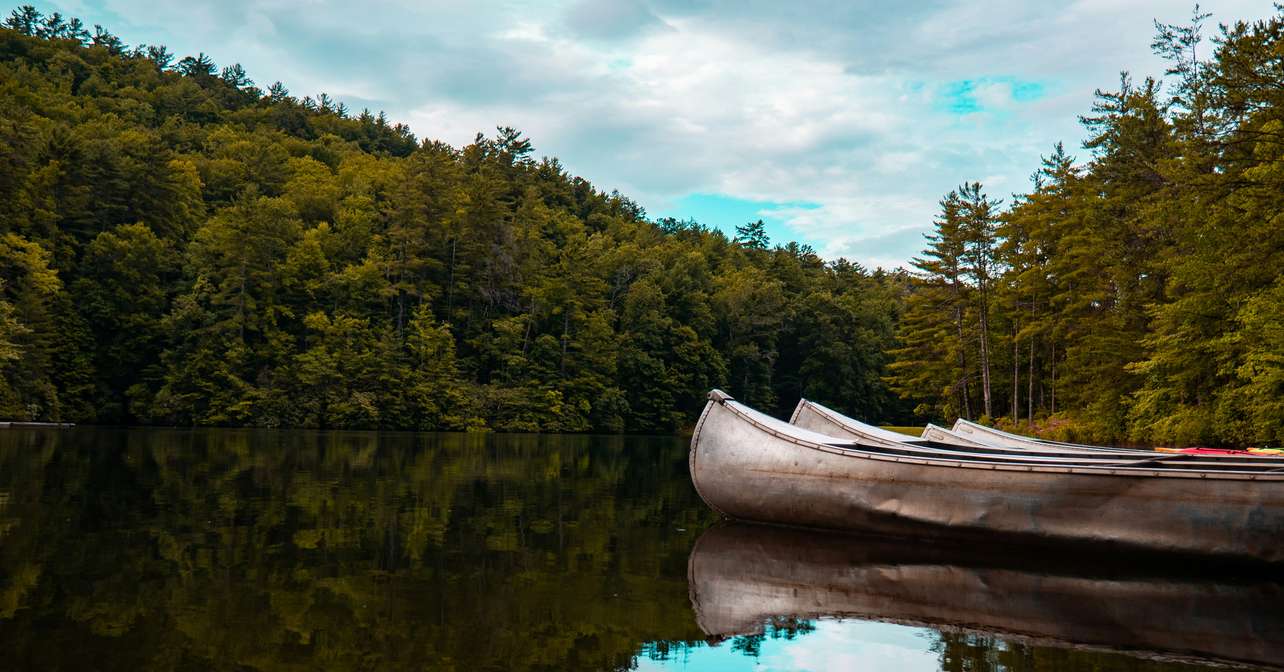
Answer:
0 428 713 670
1 429 1279 672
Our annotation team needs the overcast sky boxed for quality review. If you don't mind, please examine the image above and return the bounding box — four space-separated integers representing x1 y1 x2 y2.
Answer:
33 0 1280 268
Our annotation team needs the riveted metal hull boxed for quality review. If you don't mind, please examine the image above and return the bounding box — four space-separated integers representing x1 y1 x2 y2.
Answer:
690 395 1284 561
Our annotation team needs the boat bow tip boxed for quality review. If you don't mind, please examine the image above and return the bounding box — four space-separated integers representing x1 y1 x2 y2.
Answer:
788 397 809 424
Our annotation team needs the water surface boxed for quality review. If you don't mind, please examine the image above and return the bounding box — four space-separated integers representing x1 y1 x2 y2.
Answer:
0 429 1279 670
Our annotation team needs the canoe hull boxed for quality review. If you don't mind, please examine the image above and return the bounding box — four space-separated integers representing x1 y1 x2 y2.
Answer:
690 397 1284 561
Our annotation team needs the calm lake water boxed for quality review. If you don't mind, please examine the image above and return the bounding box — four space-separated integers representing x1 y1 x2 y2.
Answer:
1 428 1280 671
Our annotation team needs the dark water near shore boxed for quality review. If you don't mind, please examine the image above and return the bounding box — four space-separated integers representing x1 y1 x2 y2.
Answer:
1 429 1280 671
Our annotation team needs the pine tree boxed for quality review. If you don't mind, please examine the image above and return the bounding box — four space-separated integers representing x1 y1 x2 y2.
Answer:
957 182 1001 419
887 191 974 420
734 219 770 250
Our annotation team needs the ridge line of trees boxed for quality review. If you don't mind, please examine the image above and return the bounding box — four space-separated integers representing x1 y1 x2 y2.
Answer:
6 4 1284 445
0 5 909 431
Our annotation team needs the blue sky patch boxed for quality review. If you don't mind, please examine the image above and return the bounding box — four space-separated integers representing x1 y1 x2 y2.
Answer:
1011 79 1045 102
942 80 983 114
938 77 1047 115
656 193 822 250
635 619 940 671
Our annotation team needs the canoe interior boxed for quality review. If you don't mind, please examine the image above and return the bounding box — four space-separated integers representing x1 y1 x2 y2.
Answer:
793 398 1284 468
953 417 1132 451
776 399 1284 476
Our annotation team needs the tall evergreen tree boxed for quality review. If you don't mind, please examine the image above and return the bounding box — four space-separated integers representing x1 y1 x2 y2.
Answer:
887 191 974 420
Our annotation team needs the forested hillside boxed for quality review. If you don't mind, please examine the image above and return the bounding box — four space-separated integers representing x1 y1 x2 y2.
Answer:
0 6 907 431
887 9 1284 447
6 5 1284 445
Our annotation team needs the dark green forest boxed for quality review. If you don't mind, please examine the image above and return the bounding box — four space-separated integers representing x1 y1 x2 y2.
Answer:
3 6 1284 445
0 5 907 432
890 9 1284 447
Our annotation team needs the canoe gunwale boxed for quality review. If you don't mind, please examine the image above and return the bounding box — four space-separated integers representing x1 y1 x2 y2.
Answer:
798 399 1284 469
710 394 1284 481
952 415 1284 462
792 398 921 447
953 417 1130 452
862 440 1284 471
797 399 1148 458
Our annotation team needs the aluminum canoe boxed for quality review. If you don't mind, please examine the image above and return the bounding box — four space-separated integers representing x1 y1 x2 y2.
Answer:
794 398 1284 464
947 415 1284 460
790 398 1135 454
690 390 1284 561
788 397 921 448
952 416 1136 452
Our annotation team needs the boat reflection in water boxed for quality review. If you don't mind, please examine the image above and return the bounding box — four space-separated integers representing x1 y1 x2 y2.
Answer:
688 523 1284 670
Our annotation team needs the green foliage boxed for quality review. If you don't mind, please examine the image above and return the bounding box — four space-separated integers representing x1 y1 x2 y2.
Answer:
733 218 769 250
889 7 1284 446
0 231 60 418
0 10 906 430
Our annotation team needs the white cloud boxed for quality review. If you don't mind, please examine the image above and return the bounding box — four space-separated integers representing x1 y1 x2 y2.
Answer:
32 0 1282 267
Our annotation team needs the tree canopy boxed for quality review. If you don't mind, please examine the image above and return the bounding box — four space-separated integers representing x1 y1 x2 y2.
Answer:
6 4 1284 445
886 7 1284 447
0 5 909 431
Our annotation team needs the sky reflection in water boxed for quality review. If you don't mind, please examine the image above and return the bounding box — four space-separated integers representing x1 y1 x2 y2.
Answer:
639 620 939 672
